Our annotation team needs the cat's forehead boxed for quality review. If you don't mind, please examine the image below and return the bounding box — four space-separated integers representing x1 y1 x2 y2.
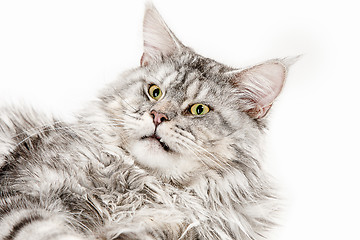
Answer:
146 63 231 103
147 55 232 89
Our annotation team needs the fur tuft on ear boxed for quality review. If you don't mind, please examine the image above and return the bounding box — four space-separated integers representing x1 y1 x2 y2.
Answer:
230 58 295 119
141 3 183 66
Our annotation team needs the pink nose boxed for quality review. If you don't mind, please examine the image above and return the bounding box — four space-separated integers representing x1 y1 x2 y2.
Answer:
150 110 168 126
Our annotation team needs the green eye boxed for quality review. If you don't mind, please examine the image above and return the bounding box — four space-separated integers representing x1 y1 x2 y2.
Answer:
148 85 162 101
190 104 210 116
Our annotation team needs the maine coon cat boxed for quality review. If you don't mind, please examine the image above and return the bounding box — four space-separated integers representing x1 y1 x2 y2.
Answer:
0 4 296 240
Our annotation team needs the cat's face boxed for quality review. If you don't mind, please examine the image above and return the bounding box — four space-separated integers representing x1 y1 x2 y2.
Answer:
100 5 289 183
104 54 257 183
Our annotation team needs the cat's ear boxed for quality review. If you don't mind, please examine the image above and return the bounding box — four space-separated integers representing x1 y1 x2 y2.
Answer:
141 3 184 66
230 57 298 119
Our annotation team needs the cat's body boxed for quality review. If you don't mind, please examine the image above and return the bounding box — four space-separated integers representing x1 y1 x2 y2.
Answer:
0 4 295 240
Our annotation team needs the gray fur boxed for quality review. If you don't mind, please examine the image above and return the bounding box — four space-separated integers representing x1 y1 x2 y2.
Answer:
0 4 294 240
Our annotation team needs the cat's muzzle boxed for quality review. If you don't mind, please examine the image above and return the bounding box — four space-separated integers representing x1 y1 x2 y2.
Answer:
141 134 170 152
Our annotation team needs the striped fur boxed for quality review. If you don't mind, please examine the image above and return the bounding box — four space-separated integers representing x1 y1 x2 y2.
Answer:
0 4 295 240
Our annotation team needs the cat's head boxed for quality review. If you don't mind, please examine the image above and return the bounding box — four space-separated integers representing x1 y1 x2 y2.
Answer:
100 4 294 184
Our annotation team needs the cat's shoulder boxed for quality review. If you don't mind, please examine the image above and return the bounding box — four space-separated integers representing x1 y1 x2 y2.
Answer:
0 105 55 131
0 105 61 164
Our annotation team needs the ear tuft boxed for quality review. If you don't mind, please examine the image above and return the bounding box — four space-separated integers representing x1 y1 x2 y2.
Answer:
232 59 289 119
141 3 183 66
281 55 302 68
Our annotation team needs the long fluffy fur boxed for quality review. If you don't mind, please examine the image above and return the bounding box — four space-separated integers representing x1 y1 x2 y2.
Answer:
0 4 292 240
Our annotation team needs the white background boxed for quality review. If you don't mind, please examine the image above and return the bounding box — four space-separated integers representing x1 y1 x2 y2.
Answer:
0 0 359 239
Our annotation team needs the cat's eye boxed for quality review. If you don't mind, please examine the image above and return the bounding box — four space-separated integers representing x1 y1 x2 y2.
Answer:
190 104 210 116
148 85 163 101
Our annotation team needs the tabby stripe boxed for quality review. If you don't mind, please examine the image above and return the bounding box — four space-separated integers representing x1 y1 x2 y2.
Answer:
190 81 204 101
180 70 189 86
3 214 43 240
174 124 195 138
172 70 188 88
161 70 178 87
214 112 234 132
183 74 199 100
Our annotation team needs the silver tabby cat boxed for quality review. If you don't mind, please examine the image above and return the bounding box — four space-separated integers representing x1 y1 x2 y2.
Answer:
0 4 296 240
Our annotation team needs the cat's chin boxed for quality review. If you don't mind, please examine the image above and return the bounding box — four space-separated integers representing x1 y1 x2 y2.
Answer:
129 139 202 181
140 134 171 152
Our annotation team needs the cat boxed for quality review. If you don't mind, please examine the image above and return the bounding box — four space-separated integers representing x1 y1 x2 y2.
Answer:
0 3 297 240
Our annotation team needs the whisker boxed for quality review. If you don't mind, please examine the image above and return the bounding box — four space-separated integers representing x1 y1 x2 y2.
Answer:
173 126 232 170
119 98 138 112
177 141 212 168
195 143 232 169
174 132 230 173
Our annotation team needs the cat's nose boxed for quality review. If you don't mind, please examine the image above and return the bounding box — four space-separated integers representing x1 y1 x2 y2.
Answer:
150 110 169 126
